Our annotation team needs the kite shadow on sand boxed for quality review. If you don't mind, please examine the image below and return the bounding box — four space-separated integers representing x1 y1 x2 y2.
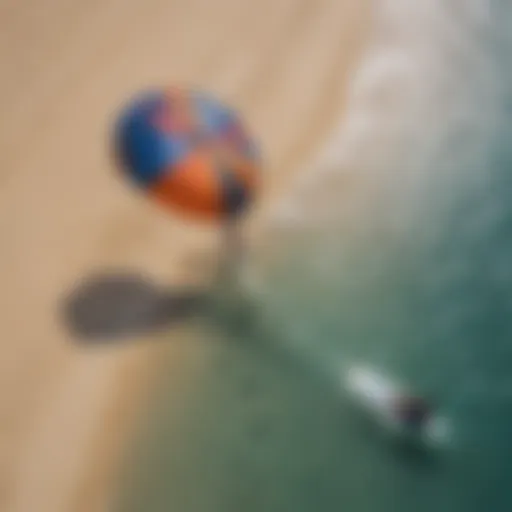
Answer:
61 271 210 343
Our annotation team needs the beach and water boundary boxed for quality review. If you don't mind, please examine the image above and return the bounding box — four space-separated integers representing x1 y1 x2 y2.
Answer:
117 2 512 511
3 0 512 510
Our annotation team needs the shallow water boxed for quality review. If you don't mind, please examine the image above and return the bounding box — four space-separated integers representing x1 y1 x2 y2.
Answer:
118 1 512 511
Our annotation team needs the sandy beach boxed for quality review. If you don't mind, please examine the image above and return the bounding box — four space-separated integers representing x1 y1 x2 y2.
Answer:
0 1 371 510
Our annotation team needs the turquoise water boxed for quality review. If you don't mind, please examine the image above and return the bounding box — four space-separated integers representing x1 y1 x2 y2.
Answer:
118 2 512 511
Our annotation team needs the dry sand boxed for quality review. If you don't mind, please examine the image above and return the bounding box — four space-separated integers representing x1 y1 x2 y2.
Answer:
0 0 371 510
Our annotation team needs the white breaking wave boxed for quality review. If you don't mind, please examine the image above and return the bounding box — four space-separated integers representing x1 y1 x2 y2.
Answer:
265 0 498 239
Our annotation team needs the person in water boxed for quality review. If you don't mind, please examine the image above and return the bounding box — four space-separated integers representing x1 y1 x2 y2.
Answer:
394 396 432 429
